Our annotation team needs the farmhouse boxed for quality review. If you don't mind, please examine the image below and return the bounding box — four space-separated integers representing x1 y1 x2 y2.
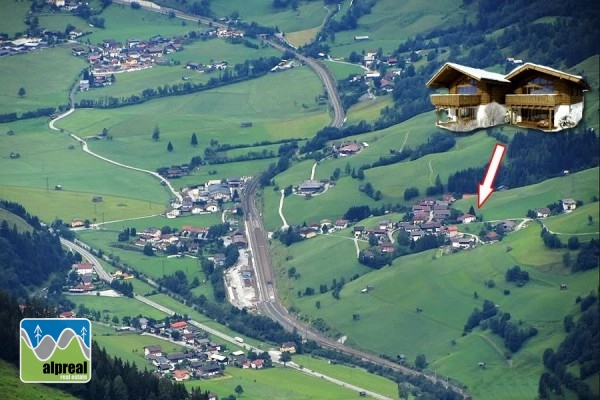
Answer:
144 346 162 357
280 342 297 354
73 263 94 275
428 62 590 132
298 180 324 194
562 198 577 211
536 207 551 218
457 214 476 224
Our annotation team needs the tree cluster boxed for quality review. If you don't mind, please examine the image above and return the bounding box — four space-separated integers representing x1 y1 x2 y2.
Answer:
505 265 529 286
448 128 599 195
572 239 599 272
539 295 598 400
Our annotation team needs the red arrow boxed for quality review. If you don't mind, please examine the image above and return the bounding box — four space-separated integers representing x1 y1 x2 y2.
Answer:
478 143 507 208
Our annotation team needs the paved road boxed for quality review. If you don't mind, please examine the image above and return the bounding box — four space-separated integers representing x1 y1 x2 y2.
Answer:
112 0 345 129
60 238 114 283
242 178 469 399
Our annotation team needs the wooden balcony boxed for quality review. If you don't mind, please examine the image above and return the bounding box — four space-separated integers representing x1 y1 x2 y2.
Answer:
430 94 481 108
505 94 562 108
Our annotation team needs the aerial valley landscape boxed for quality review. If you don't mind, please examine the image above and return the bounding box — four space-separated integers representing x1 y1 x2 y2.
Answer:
0 0 598 399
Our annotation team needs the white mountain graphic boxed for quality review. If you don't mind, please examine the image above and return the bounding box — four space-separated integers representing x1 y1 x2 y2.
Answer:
21 328 90 361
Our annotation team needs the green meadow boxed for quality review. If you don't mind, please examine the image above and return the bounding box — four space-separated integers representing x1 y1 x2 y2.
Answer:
74 294 169 321
0 359 80 400
0 43 87 115
0 207 33 233
327 0 469 58
454 168 600 221
185 365 359 400
85 3 193 44
322 60 365 80
77 39 281 104
284 224 599 400
345 95 394 125
0 0 30 38
542 203 599 237
57 67 329 171
92 327 187 367
211 0 327 34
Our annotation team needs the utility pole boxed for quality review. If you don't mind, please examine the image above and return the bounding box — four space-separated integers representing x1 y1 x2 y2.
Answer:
46 176 49 192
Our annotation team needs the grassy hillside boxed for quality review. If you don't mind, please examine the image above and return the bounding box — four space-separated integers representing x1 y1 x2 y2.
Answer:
327 0 470 58
454 168 600 221
0 359 80 400
279 222 599 400
0 44 87 115
0 207 33 233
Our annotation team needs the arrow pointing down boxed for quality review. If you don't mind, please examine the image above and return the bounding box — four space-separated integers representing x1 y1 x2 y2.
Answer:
478 143 507 208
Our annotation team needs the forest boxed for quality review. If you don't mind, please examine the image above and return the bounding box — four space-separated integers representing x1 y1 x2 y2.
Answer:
447 127 599 194
538 293 598 400
0 205 77 299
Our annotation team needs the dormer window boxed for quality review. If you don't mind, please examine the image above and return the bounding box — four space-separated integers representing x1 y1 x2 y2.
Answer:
525 77 554 94
457 78 478 94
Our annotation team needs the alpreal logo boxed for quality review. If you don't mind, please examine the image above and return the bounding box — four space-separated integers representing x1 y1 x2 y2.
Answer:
20 318 91 383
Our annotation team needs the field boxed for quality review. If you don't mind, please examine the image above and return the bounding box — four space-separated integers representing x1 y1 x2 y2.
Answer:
0 0 30 38
76 38 281 104
326 0 470 58
85 3 194 44
92 327 187 366
57 66 329 171
454 168 600 221
0 359 80 400
185 365 360 400
0 44 87 115
543 203 599 237
211 0 327 34
283 223 599 400
0 207 33 233
74 294 169 321
322 59 366 80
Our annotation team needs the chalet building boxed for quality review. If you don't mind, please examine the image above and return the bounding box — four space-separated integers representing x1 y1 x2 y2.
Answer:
427 62 590 132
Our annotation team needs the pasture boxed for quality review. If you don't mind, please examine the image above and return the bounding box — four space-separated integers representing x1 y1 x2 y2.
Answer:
185 365 359 400
211 0 327 34
84 3 193 44
0 359 80 400
454 168 600 221
0 0 29 38
77 38 281 104
326 0 469 58
92 328 187 367
322 59 365 80
0 207 33 233
57 66 329 171
345 95 393 125
74 294 169 321
0 43 87 115
542 203 599 237
270 234 371 307
286 223 599 400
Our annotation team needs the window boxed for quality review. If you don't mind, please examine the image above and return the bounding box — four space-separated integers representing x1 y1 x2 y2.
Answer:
525 77 554 94
457 78 478 94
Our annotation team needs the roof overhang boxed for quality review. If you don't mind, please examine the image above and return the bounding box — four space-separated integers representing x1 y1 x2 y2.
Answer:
505 62 591 90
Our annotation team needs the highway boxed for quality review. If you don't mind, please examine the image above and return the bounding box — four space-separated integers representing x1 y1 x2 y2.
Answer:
60 238 114 283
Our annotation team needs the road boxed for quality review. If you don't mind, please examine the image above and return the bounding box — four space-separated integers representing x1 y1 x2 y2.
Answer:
60 238 114 283
242 180 469 399
112 0 345 129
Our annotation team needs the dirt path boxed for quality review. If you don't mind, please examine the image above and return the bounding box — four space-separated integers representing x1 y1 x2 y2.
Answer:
476 333 513 367
278 190 289 229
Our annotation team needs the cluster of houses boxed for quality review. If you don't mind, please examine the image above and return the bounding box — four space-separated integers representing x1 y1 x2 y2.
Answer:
74 34 187 88
0 38 52 57
345 195 483 252
133 224 247 255
139 319 284 385
67 262 97 293
165 177 247 218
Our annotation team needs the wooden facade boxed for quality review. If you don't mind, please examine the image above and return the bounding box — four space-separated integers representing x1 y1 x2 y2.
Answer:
427 62 590 131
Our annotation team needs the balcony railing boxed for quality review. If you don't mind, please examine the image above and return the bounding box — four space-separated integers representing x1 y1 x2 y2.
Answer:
430 94 481 108
505 94 562 107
